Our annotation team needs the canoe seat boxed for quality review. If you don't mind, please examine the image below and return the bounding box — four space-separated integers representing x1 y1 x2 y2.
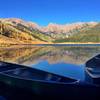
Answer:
45 74 61 82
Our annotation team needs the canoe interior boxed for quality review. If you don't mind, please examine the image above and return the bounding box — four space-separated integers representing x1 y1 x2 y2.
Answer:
86 54 100 74
86 54 100 69
0 61 77 83
0 62 19 72
85 54 100 86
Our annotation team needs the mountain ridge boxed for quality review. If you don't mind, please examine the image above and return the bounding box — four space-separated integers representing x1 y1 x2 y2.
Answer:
0 18 100 45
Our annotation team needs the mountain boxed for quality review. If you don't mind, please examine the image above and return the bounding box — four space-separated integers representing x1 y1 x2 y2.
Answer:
40 22 97 33
53 23 100 43
0 18 53 45
40 22 98 39
0 18 100 45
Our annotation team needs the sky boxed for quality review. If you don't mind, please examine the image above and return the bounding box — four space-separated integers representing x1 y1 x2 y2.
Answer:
0 0 100 26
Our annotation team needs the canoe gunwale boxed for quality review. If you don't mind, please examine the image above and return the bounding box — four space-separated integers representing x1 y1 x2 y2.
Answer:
0 61 79 85
0 71 79 85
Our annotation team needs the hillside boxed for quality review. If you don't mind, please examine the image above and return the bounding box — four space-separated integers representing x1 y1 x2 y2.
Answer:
0 18 52 45
0 18 100 45
54 23 100 43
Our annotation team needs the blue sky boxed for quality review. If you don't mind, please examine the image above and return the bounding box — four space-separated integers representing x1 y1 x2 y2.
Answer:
0 0 100 26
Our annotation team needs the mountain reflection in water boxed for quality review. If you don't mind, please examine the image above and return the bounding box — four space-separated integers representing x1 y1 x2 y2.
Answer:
0 45 100 81
0 46 100 65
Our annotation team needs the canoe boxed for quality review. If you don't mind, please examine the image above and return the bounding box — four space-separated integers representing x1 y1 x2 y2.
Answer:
0 61 99 97
85 54 100 86
86 54 100 70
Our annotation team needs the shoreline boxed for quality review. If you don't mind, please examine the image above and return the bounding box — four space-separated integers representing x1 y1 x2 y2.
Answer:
0 42 100 48
1 42 100 45
54 42 100 44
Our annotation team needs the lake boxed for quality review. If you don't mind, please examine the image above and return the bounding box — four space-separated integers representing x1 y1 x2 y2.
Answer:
0 45 100 81
0 45 100 99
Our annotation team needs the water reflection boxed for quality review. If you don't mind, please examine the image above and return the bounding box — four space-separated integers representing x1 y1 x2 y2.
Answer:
0 46 100 81
0 46 100 65
32 61 85 81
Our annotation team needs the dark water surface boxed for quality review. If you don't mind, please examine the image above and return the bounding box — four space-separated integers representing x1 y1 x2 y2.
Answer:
0 45 100 99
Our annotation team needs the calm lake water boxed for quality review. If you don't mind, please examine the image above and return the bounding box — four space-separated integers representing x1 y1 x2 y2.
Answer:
0 45 100 81
0 45 100 99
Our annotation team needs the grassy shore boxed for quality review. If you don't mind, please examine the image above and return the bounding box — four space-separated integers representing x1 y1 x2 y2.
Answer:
55 42 100 44
0 42 100 48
